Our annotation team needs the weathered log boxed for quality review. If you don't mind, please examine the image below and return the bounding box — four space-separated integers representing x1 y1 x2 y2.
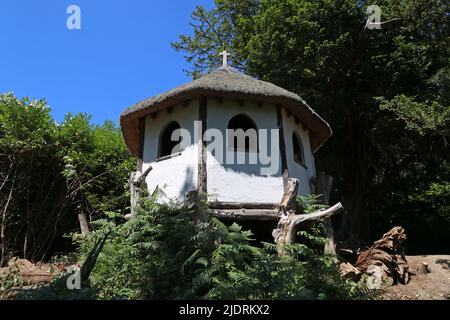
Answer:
355 248 394 274
354 226 409 285
289 203 344 232
273 199 344 250
212 209 279 221
78 212 90 236
128 166 153 219
396 255 410 284
372 226 407 251
209 202 278 210
272 178 299 251
279 178 299 212
366 265 386 289
340 262 362 281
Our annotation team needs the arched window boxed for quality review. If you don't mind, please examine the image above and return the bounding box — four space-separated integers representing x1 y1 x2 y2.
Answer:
227 114 258 152
292 131 305 166
159 121 181 158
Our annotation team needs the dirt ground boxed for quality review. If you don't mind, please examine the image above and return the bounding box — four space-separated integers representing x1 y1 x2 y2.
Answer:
2 255 450 300
0 258 65 285
383 255 450 300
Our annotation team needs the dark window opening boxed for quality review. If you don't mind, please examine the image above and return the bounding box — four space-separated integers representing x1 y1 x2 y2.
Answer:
292 131 305 166
227 114 258 152
159 121 181 158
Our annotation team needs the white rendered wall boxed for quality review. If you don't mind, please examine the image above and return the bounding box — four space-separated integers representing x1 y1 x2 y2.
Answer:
142 99 199 202
141 97 316 203
282 108 316 195
206 98 284 203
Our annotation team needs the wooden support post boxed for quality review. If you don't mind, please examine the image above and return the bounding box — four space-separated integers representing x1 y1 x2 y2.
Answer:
279 178 299 212
78 212 90 236
272 178 299 254
274 204 343 254
128 166 153 219
197 97 208 196
196 97 208 221
276 106 289 191
316 171 336 256
137 117 146 172
273 177 344 255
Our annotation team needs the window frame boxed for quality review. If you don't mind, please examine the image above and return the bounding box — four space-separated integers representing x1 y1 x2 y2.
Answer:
226 113 259 153
157 120 182 161
292 130 307 169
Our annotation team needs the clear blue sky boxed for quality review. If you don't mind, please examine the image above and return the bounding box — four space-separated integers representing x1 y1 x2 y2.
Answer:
0 0 213 124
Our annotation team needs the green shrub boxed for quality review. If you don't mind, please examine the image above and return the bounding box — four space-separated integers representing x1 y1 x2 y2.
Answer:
0 93 135 264
75 195 363 300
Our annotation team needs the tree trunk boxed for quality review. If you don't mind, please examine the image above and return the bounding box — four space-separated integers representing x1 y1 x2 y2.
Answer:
273 178 344 253
78 212 90 236
335 116 372 246
1 175 14 267
315 172 336 255
128 166 152 219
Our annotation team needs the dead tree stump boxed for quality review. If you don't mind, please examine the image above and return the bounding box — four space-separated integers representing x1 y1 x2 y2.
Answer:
354 226 409 285
272 178 344 254
127 166 152 219
419 261 430 274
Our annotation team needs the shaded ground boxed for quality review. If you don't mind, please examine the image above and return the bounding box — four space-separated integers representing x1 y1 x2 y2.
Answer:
2 256 450 300
0 259 61 284
383 255 450 300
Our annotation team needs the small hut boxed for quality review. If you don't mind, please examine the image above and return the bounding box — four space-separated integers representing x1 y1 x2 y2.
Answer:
120 56 335 234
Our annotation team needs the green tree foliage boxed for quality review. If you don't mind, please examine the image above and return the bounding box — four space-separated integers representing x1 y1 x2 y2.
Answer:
173 0 450 249
75 196 363 300
0 93 135 265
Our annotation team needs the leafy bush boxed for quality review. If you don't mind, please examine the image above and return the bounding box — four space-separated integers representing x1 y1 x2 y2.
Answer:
0 258 24 291
0 93 135 265
76 196 362 300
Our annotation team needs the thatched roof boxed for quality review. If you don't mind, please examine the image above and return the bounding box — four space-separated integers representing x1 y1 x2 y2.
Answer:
120 66 332 157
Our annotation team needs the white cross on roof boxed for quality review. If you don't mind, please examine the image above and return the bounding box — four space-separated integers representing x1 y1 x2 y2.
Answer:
219 50 230 67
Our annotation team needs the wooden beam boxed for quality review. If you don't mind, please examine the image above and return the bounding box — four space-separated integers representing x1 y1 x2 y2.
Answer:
288 203 343 242
209 202 278 210
279 178 299 212
137 117 146 172
155 152 182 163
276 105 289 191
150 111 159 119
212 209 280 221
197 97 208 195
